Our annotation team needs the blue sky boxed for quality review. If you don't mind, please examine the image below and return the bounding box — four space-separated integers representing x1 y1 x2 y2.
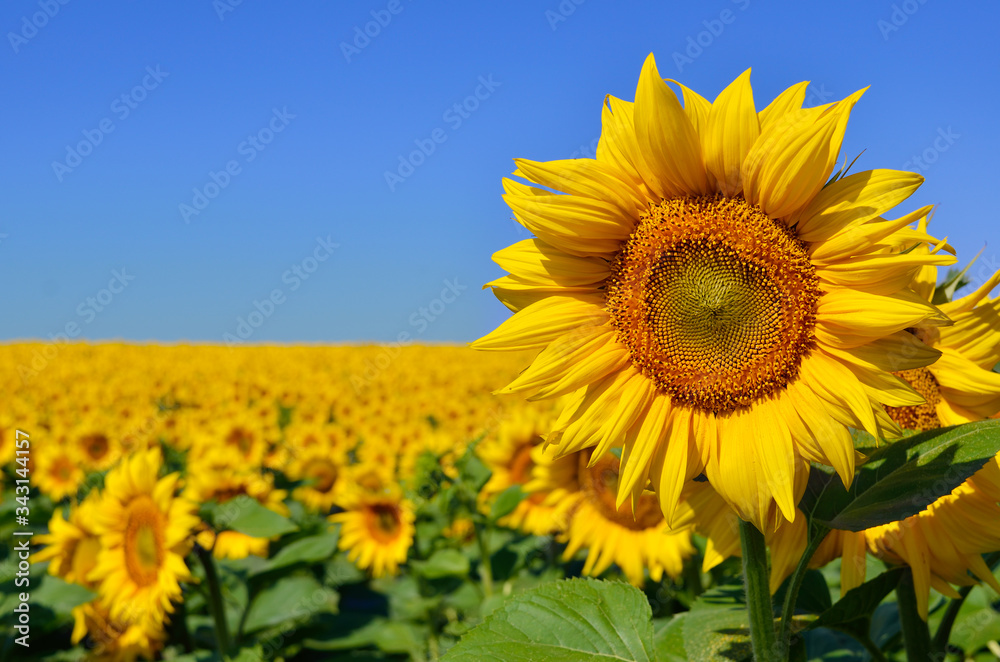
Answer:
3 0 998 343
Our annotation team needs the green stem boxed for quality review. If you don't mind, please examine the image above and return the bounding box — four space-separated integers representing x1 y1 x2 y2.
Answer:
896 566 931 661
683 556 704 599
195 544 232 660
931 551 1000 654
739 519 778 662
474 522 494 598
777 524 831 653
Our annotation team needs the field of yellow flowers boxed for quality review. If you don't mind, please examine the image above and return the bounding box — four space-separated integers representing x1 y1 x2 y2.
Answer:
0 342 699 661
2 340 999 662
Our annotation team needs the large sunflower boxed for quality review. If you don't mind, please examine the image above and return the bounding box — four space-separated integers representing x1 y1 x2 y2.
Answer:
474 54 954 530
87 449 199 634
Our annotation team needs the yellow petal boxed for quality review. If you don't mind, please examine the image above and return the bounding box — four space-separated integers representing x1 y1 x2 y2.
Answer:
471 294 607 351
758 81 809 131
512 158 645 217
704 69 759 196
491 238 611 287
743 88 865 220
633 53 710 197
793 170 924 244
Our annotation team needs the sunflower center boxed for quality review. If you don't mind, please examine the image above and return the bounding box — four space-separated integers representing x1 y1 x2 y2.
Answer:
309 461 338 493
508 441 538 485
82 434 109 460
607 195 820 413
123 496 165 587
884 367 943 432
578 451 662 531
366 503 402 543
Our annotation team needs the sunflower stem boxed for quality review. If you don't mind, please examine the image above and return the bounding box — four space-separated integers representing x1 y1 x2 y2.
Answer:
777 524 830 654
931 551 1000 654
738 519 778 662
896 566 931 661
195 543 233 660
474 521 494 598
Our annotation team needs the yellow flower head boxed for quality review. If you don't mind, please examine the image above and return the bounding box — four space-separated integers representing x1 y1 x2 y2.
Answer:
330 486 415 579
87 448 199 633
475 54 955 530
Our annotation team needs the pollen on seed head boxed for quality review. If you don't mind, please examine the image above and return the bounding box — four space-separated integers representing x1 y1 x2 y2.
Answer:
606 195 821 414
884 367 943 432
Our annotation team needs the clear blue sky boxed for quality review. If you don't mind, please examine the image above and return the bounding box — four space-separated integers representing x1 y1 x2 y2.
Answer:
3 0 998 343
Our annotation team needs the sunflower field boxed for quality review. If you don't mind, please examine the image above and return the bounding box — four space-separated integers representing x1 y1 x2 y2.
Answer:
6 54 1000 662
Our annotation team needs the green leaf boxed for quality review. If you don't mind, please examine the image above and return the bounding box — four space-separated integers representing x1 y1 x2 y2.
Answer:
458 448 492 493
442 577 655 661
681 601 752 662
490 484 526 521
255 531 340 574
813 420 1000 531
809 567 903 640
302 613 385 651
653 615 688 662
31 575 96 615
219 496 297 538
774 570 832 616
411 548 470 580
242 575 336 634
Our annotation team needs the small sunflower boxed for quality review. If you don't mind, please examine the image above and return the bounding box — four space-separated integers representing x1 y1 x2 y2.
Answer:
329 487 415 578
187 464 289 560
34 495 103 588
477 407 566 535
288 447 345 512
34 443 87 502
532 446 694 586
71 600 165 662
87 449 199 633
474 55 955 530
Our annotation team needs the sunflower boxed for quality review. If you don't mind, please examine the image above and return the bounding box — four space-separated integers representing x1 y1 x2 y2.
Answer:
34 495 103 588
531 446 694 585
71 600 165 662
87 448 199 634
476 406 567 535
34 442 87 502
187 463 289 560
288 447 346 512
863 259 1000 618
474 54 954 530
329 486 415 578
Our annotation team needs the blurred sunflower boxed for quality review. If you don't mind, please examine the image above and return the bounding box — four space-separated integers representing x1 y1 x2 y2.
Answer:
287 447 346 512
532 446 694 585
330 486 415 578
71 601 165 662
187 465 289 560
477 407 566 535
474 54 954 530
88 448 199 634
35 496 103 588
34 442 86 501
